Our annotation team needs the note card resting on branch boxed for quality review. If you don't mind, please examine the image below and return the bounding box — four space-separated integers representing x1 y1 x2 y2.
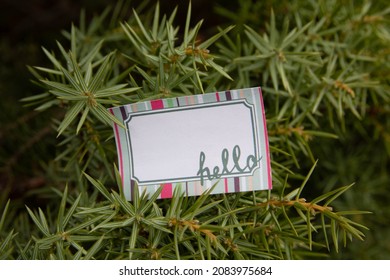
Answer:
109 87 272 200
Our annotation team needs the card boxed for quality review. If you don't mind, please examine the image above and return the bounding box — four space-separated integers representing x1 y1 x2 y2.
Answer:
109 87 272 200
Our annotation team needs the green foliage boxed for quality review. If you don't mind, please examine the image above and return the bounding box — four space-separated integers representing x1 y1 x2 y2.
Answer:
1 0 389 259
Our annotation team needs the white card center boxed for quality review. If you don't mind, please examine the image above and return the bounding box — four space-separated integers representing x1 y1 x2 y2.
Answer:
126 100 259 184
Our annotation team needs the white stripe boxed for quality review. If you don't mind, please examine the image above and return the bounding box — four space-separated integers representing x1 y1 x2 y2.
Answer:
232 89 239 99
197 94 204 104
241 176 247 191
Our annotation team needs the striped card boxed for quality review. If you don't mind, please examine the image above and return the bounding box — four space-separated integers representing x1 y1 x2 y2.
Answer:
109 87 272 200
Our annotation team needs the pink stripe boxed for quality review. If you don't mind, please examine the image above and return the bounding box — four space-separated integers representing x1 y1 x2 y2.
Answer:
151 99 164 110
110 109 124 188
216 92 220 102
258 88 273 189
224 178 228 193
161 183 173 199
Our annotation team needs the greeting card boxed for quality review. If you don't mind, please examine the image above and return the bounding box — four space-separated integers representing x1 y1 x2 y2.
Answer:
109 87 271 200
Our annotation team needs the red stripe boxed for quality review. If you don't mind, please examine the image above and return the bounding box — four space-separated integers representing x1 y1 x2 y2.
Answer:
258 88 273 189
151 99 164 110
216 92 220 102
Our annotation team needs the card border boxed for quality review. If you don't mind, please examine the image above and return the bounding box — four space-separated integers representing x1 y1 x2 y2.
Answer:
125 99 260 185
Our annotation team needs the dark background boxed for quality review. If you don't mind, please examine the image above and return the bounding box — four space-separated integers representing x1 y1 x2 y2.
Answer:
0 0 221 198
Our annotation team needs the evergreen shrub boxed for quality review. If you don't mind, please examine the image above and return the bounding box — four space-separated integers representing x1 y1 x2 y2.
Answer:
1 0 389 259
